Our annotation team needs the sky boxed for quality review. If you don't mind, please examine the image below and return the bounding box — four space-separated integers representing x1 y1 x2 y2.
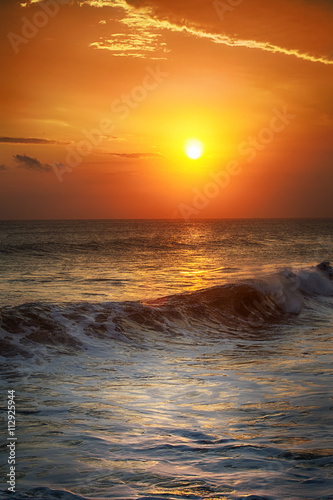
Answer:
0 0 332 219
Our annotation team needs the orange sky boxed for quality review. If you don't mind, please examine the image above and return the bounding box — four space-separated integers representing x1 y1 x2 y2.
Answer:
0 0 332 219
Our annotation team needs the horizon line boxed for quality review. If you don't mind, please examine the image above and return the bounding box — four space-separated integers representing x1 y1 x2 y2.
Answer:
1 217 333 222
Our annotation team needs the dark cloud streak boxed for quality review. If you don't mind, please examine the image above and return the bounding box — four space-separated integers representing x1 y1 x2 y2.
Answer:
13 154 53 172
109 152 163 158
0 137 70 145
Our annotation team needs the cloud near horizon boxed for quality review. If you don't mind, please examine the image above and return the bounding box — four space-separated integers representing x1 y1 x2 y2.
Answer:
0 137 70 145
109 152 163 158
13 154 53 172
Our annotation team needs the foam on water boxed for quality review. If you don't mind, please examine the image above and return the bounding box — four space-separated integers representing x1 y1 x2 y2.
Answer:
1 264 332 362
1 220 332 500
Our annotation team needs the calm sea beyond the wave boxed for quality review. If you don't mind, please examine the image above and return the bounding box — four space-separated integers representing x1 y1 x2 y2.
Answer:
0 219 333 500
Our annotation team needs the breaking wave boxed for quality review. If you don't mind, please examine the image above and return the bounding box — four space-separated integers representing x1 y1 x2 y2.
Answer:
1 265 332 360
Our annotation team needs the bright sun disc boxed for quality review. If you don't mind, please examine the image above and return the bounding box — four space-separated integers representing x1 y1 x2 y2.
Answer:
185 139 203 160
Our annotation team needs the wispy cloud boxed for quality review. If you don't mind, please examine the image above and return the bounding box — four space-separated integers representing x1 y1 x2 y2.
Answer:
89 34 168 59
84 0 333 65
13 154 53 172
109 152 163 158
0 137 70 145
20 0 333 64
106 169 137 176
181 24 333 66
89 4 170 59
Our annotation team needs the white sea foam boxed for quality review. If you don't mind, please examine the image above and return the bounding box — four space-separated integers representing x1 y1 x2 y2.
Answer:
1 221 333 500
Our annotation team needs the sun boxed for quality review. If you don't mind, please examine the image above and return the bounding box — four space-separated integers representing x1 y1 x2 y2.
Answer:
185 139 204 160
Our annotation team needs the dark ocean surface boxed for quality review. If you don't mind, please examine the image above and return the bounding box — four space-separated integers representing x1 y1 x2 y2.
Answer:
1 219 333 499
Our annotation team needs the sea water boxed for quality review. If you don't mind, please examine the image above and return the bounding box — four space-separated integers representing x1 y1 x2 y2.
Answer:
0 219 333 500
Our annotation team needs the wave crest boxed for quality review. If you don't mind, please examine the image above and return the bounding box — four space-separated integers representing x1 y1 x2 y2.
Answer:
1 265 332 359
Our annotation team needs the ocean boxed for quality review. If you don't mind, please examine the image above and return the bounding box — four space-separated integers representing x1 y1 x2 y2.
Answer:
0 219 333 500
